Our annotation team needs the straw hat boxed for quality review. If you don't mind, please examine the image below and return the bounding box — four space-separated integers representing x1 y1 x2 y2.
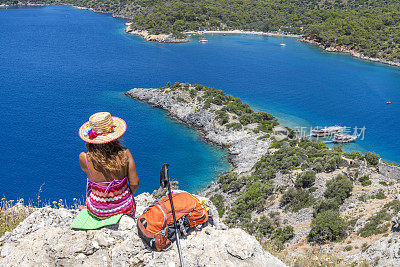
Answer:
79 112 127 144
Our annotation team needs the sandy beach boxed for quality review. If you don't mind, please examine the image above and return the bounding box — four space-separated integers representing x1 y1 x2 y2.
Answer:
186 29 302 38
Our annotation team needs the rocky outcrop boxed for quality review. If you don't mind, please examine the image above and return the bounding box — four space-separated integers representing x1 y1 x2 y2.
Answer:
379 162 400 180
0 193 285 266
124 87 272 176
353 212 400 266
125 26 189 43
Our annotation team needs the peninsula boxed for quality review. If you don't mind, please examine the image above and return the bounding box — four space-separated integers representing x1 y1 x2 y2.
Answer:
125 83 400 266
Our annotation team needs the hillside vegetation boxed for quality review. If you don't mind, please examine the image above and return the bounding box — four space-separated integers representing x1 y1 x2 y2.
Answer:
141 82 400 265
3 0 400 63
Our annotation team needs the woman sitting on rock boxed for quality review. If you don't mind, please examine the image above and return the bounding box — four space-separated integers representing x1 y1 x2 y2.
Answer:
78 112 139 218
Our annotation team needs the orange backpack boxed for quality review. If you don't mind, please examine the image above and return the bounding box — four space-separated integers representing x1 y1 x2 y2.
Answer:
137 191 209 251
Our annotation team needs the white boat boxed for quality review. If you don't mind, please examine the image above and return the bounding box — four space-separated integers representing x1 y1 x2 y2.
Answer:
199 39 208 43
332 134 357 143
280 43 286 46
311 126 345 137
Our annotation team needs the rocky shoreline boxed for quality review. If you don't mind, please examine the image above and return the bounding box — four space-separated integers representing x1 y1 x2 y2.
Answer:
124 84 400 266
124 24 189 43
124 86 273 176
5 4 399 67
300 37 400 68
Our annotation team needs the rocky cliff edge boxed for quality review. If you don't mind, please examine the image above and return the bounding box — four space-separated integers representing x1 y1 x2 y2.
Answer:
0 193 285 266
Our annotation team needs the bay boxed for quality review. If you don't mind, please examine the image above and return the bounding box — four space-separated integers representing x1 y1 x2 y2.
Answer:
1 5 399 202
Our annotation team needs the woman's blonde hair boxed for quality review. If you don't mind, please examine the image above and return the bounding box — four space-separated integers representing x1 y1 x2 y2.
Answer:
86 139 127 173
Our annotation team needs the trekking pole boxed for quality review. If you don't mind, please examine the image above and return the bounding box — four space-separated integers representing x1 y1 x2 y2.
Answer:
160 164 184 267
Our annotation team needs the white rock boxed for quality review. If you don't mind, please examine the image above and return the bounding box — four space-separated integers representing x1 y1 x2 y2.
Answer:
0 193 286 267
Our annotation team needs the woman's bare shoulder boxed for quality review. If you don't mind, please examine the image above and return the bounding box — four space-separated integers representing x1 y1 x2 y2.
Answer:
79 152 88 170
124 149 135 164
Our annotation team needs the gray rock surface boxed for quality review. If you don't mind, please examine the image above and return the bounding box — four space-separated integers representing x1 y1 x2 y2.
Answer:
348 212 400 266
0 193 286 267
353 232 400 266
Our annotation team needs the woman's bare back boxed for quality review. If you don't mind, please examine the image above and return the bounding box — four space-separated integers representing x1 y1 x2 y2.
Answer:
79 149 139 194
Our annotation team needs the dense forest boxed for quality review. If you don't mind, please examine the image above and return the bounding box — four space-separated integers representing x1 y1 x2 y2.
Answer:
2 0 400 62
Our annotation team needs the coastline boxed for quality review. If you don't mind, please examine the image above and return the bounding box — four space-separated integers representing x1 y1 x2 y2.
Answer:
124 85 400 266
185 30 301 39
125 25 400 68
4 4 399 68
124 24 189 43
300 37 400 68
124 85 276 189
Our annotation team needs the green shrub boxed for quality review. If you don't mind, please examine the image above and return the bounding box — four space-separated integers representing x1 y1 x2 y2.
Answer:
358 211 391 237
281 187 315 212
344 245 353 251
348 217 359 228
257 133 270 140
270 138 288 149
370 189 386 200
344 151 364 160
194 84 204 91
217 172 244 193
295 170 316 188
365 152 380 166
313 198 340 216
176 97 187 103
358 175 372 186
225 122 242 131
379 181 388 186
358 200 400 237
358 194 368 202
215 110 229 125
203 100 211 109
172 82 180 88
323 155 342 172
246 215 274 238
271 225 294 244
210 194 225 218
361 242 370 252
239 113 254 125
226 181 275 226
189 88 197 98
324 174 353 203
308 210 347 243
257 122 275 133
313 162 324 173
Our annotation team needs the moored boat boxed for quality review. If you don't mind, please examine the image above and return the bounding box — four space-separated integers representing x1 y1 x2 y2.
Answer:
311 126 345 137
332 134 358 143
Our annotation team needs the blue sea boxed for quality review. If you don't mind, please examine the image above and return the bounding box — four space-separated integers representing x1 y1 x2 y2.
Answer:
1 6 399 202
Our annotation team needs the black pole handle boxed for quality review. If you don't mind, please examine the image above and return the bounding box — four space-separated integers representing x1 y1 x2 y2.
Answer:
159 164 184 267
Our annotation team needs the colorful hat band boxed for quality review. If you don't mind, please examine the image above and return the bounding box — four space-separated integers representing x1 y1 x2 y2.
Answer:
83 123 116 139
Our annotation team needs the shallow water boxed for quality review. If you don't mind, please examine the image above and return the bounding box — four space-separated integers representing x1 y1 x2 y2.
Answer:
1 6 399 201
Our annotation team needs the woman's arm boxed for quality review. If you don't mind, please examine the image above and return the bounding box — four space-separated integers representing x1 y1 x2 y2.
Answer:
79 152 88 173
125 149 139 194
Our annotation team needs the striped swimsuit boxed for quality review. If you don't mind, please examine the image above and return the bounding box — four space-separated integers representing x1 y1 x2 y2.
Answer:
85 154 136 218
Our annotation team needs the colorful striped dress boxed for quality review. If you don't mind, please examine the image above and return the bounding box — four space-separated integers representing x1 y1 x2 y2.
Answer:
85 154 136 218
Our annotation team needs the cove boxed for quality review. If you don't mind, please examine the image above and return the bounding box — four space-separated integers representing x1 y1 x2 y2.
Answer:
1 5 400 202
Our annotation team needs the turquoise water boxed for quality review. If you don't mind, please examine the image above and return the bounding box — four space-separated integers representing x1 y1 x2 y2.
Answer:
1 6 399 201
